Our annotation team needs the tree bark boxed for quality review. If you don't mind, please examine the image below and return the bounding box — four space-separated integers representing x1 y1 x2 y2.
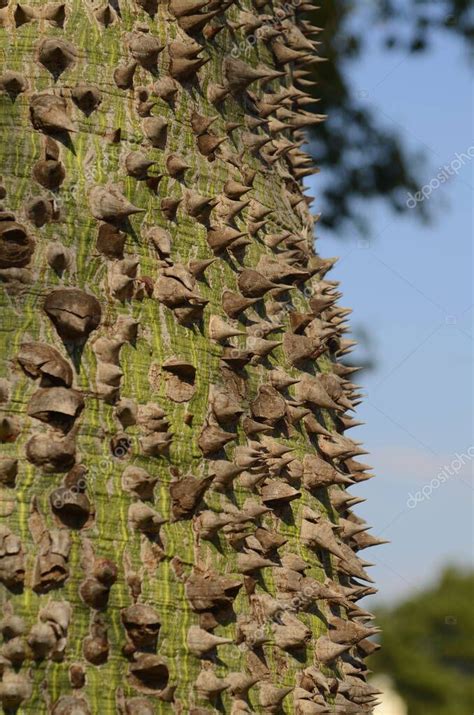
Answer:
0 1 379 713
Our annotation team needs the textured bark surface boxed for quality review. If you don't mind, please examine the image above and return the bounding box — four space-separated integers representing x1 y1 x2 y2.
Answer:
0 1 380 713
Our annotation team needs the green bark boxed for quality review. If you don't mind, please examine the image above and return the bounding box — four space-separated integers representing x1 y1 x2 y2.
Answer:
0 1 378 713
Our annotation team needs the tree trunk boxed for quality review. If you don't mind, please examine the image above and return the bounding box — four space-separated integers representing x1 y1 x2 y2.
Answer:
0 1 379 713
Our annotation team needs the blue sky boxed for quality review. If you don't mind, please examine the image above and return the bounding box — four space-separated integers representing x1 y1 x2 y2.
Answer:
314 28 473 603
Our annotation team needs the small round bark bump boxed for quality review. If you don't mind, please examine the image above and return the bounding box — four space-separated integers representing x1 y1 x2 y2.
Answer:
69 664 85 689
32 159 65 189
0 71 28 98
83 615 109 665
0 672 32 709
79 577 111 610
26 429 77 473
128 655 169 693
27 622 57 660
71 83 102 115
0 220 34 269
0 614 25 640
96 223 126 259
0 414 21 443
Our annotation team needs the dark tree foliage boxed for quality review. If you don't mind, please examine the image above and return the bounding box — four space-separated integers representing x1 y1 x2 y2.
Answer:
306 0 474 234
372 567 474 715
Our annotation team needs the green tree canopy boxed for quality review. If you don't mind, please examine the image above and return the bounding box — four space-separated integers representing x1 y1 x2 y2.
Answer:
372 567 474 714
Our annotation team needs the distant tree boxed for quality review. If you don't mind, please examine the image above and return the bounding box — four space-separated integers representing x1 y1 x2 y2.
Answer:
307 1 474 234
372 567 474 715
